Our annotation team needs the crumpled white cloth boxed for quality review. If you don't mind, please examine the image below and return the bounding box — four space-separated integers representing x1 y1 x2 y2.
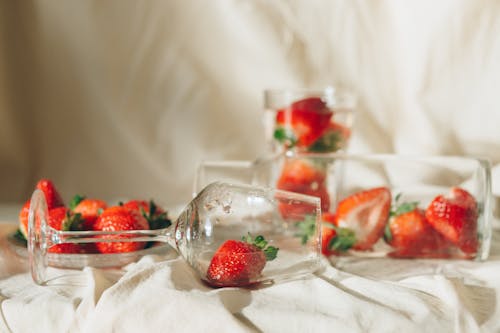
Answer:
1 222 499 333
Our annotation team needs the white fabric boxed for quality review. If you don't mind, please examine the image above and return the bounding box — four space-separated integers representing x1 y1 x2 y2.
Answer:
0 223 499 332
1 0 500 332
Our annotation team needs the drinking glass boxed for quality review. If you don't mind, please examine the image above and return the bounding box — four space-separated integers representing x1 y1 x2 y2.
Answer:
195 153 492 261
28 182 322 286
263 87 356 154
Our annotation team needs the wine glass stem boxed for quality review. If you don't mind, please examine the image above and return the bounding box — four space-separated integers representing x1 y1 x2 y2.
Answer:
52 227 175 248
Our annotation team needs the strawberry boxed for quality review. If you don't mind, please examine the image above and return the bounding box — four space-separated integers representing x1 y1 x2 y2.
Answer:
308 121 351 153
274 97 333 148
425 187 478 254
70 195 108 230
93 206 150 253
47 207 86 254
334 187 391 251
18 179 65 238
384 198 449 258
276 158 330 217
206 234 278 287
121 199 172 229
321 213 356 256
18 200 31 238
36 179 65 209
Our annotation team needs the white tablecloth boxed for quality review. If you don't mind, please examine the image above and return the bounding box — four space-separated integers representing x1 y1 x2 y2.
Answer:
1 220 499 333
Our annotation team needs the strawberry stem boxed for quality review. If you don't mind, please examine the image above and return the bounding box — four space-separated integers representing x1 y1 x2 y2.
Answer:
329 226 356 252
69 194 86 210
389 193 419 217
308 130 342 153
242 233 279 261
294 215 317 245
274 127 298 148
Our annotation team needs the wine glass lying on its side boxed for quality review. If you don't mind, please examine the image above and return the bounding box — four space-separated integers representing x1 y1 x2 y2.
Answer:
28 182 322 287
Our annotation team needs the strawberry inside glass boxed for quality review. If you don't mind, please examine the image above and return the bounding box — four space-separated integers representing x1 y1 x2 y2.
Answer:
270 96 352 153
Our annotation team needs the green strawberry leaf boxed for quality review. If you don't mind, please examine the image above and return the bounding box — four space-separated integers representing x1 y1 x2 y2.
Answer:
329 227 356 252
14 228 27 243
383 222 392 242
308 130 342 153
294 215 317 245
263 246 279 261
274 127 298 147
69 194 86 210
242 233 279 261
390 193 419 217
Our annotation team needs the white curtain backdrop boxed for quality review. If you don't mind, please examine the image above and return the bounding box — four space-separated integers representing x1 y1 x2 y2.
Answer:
0 0 499 207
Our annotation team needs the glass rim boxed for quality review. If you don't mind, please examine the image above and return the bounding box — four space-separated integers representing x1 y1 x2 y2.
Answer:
263 86 357 108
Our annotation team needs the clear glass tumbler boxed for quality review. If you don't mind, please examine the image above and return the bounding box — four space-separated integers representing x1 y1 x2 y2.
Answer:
263 87 356 154
195 153 492 261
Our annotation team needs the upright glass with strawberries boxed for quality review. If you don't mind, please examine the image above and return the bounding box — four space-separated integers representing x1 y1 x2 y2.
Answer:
263 87 356 154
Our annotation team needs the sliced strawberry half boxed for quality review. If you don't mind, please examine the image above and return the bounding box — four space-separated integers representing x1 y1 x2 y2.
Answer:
425 187 478 254
334 187 391 251
274 97 333 147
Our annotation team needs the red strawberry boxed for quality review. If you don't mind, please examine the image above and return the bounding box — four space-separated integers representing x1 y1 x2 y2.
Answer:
385 207 449 258
72 197 108 230
276 158 330 217
321 212 356 256
206 234 278 287
36 179 65 209
47 207 86 254
308 121 352 153
122 199 171 229
274 97 333 148
335 187 391 251
18 179 65 239
425 187 478 254
93 206 150 253
18 200 31 238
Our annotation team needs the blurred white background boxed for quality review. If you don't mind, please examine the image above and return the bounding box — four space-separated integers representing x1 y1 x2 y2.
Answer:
1 0 499 208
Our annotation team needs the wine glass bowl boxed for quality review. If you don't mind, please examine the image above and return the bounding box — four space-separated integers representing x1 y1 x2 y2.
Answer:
28 182 322 287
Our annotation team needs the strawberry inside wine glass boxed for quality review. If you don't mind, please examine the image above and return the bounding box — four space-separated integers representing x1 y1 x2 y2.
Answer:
28 182 322 287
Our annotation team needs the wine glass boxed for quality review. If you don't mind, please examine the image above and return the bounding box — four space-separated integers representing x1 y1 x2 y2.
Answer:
28 182 322 286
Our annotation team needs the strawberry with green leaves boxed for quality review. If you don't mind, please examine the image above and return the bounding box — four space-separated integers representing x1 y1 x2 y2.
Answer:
93 206 150 253
47 207 87 254
70 195 108 230
206 234 278 287
334 187 391 251
276 158 330 217
274 97 333 149
425 187 478 254
121 199 172 230
384 195 449 258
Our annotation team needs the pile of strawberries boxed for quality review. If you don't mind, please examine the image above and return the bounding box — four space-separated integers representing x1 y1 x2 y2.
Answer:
276 158 479 259
18 179 171 254
273 97 351 153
